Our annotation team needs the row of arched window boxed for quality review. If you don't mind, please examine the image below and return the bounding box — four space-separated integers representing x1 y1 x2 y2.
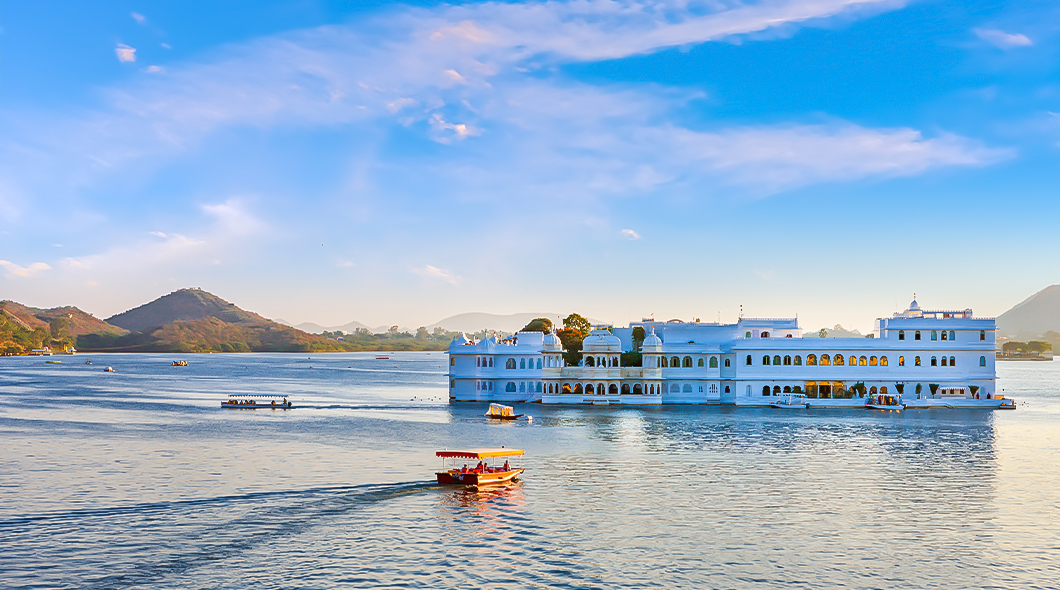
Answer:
550 382 662 395
502 381 543 393
657 356 721 368
898 329 986 341
747 354 987 368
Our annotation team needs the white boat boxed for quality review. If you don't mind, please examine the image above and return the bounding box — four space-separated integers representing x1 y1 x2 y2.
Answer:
902 387 1015 409
485 403 524 420
770 393 808 409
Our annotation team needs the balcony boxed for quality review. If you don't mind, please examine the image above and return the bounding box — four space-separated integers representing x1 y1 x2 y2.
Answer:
543 367 662 380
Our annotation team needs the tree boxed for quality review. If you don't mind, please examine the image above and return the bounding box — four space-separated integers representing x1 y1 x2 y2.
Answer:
563 313 591 336
818 328 828 338
31 327 49 348
521 318 554 333
895 383 905 395
1028 340 1052 353
631 326 646 350
915 383 922 395
969 385 980 396
416 327 429 340
388 325 400 336
1002 341 1024 353
50 317 71 341
556 329 584 366
929 383 939 396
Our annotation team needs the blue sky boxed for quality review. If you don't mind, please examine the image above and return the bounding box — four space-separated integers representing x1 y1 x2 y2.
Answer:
1 0 1057 331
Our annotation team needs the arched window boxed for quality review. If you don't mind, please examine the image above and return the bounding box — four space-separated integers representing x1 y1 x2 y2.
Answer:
915 356 921 366
762 386 771 396
915 331 921 340
880 386 888 394
980 330 985 341
536 359 541 369
725 358 731 367
632 384 641 394
609 384 619 394
834 355 845 366
536 382 542 392
773 355 782 366
698 358 705 367
783 386 791 393
899 356 905 366
520 358 526 369
881 356 888 366
586 383 596 394
898 330 905 340
980 356 986 367
931 356 937 366
870 386 877 395
869 356 878 366
763 355 771 365
520 382 526 392
941 357 948 366
451 357 456 367
622 384 631 394
931 331 938 341
794 355 802 366
745 331 752 339
670 384 680 393
821 354 831 366
859 356 867 366
746 355 753 365
489 358 493 367
725 386 730 393
505 382 516 392
784 355 792 365
562 383 572 393
762 332 770 338
573 384 583 394
585 356 595 367
450 379 455 388
671 356 681 367
773 386 781 394
683 356 693 368
949 331 955 340
660 356 669 368
941 331 947 341
807 354 817 366
683 384 693 393
477 358 481 367
709 357 718 368
950 356 956 366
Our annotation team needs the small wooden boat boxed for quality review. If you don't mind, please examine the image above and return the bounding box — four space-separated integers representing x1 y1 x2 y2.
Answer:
436 448 524 487
45 360 62 364
484 403 524 420
84 360 93 365
221 394 292 409
171 360 188 366
375 355 390 360
103 367 115 373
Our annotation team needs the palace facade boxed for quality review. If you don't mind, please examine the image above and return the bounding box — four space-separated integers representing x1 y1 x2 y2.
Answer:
447 299 1000 407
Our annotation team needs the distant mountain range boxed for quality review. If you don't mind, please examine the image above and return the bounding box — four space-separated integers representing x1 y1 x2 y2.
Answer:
287 312 578 335
997 284 1060 338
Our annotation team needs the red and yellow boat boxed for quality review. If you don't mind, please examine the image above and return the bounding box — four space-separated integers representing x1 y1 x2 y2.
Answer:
436 448 525 487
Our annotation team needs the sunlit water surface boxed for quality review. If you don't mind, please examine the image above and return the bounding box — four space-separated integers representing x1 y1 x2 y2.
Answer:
2 353 1058 589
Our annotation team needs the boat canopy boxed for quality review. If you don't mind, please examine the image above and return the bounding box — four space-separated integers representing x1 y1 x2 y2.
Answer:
486 403 516 417
436 448 525 459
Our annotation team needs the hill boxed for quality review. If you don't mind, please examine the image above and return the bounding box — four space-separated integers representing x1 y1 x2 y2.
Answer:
803 324 865 338
997 284 1060 338
107 288 269 332
293 320 374 335
1 301 128 337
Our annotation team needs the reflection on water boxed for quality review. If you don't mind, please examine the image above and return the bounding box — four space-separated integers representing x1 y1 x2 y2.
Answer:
1 353 1058 589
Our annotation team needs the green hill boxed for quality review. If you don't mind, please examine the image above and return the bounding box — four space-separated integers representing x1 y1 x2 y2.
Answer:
106 288 268 332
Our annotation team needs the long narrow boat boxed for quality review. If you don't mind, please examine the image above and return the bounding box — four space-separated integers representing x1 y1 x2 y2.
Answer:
484 403 524 420
436 448 524 487
221 394 292 409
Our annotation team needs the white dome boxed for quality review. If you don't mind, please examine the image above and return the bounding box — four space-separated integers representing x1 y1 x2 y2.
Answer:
582 328 622 352
543 332 563 351
909 299 920 310
641 328 663 351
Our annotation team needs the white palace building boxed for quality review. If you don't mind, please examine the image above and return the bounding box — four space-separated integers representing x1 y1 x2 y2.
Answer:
447 299 1013 409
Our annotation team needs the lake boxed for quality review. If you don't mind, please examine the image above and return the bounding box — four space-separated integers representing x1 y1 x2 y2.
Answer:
2 353 1058 589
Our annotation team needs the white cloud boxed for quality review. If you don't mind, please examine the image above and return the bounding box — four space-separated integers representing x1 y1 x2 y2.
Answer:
115 43 137 63
144 65 164 74
161 43 172 49
413 264 460 284
131 12 146 24
0 260 51 278
974 28 1032 49
201 199 267 236
620 228 641 240
150 231 168 238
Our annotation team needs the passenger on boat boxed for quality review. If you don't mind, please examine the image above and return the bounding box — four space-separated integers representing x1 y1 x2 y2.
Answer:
503 460 510 471
474 461 485 473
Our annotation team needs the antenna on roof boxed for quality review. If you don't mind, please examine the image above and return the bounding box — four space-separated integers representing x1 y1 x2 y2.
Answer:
739 305 743 319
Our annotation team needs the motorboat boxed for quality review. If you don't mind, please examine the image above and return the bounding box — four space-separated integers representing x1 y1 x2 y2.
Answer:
221 394 292 409
171 360 188 366
484 403 524 420
103 367 116 373
436 448 524 488
45 360 62 364
770 393 808 409
866 394 903 411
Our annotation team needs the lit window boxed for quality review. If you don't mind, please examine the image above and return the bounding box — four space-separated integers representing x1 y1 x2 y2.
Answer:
450 357 455 366
915 356 921 366
881 356 888 366
794 355 802 366
821 354 831 366
940 331 947 341
899 356 905 366
859 356 868 366
806 354 816 366
870 356 878 366
834 355 845 366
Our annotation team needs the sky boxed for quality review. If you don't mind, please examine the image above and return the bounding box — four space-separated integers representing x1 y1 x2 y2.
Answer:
1 0 1058 332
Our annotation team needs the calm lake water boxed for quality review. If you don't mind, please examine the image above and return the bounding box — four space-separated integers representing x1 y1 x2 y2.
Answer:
2 353 1058 589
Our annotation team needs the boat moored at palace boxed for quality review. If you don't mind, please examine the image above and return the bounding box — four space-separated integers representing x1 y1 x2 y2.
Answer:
447 298 1012 409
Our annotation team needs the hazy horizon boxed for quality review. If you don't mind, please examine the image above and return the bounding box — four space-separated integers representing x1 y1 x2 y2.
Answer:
2 1 1056 334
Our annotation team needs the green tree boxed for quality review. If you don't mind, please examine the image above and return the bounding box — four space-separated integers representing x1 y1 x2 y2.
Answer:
31 327 49 348
1027 340 1052 353
563 313 591 336
915 383 922 395
521 318 554 333
416 327 429 340
50 317 71 341
631 326 646 350
929 383 939 396
1002 341 1024 353
818 328 828 338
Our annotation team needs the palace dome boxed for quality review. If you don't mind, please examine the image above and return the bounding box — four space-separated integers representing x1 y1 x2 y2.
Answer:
582 328 622 352
641 328 663 352
542 331 563 351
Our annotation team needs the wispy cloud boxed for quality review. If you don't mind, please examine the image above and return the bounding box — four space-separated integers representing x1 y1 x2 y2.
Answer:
620 228 641 240
974 28 1032 49
131 12 146 25
0 260 51 278
413 264 460 284
115 43 137 63
144 65 164 74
